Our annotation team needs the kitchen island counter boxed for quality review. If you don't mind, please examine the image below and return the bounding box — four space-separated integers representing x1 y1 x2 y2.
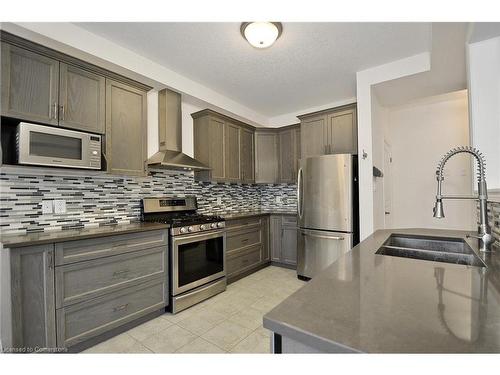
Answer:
263 228 500 353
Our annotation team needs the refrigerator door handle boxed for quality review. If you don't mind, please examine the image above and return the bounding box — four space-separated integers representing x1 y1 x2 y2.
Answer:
299 229 345 241
297 167 304 218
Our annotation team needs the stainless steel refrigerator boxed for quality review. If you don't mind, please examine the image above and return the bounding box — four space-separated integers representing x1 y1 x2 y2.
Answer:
297 154 359 279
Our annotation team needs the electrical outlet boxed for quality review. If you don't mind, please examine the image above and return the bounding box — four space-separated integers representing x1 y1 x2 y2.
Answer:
276 196 281 204
41 200 53 214
54 200 66 214
216 197 222 205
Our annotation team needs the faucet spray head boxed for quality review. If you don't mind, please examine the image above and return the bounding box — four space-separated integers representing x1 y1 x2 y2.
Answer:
433 199 445 219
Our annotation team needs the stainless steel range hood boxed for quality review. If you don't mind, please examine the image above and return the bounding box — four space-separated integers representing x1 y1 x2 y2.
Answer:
147 89 210 171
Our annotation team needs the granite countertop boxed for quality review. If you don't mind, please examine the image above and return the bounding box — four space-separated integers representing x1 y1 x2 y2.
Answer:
0 222 170 248
263 228 500 353
219 210 297 220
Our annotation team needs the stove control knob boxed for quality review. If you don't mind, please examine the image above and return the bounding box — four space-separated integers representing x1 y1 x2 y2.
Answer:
179 227 188 234
210 223 217 229
200 224 207 231
187 226 194 232
217 222 224 228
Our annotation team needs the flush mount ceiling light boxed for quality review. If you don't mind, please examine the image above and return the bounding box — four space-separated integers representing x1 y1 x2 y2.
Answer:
240 22 283 49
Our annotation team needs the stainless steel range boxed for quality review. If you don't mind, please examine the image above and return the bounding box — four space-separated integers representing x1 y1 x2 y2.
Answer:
141 196 226 313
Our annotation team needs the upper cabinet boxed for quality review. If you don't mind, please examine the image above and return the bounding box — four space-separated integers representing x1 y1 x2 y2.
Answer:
255 130 279 184
299 104 357 158
1 32 151 176
1 43 59 126
105 80 147 176
59 63 106 134
193 109 253 183
278 125 300 183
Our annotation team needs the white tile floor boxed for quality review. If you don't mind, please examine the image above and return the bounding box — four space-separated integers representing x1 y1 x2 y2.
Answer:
83 266 306 354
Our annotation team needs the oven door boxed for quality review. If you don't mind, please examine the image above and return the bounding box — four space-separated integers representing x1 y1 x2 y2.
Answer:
171 230 226 296
17 122 101 169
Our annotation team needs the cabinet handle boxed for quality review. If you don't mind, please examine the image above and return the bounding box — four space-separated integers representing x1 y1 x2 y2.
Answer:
51 103 58 120
112 269 130 278
112 303 129 313
59 105 65 121
47 251 54 269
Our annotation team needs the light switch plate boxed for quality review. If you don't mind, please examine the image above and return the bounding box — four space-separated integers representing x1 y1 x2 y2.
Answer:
216 197 222 205
276 196 282 204
54 200 66 214
41 200 53 214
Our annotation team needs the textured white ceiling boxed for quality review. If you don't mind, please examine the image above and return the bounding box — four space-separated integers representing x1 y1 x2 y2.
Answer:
75 22 431 116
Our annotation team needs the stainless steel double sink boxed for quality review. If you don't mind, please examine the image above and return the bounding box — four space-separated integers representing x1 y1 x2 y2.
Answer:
376 234 486 267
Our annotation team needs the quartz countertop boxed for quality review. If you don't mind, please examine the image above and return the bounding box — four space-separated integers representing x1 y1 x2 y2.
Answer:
219 210 297 220
0 222 170 248
263 228 500 353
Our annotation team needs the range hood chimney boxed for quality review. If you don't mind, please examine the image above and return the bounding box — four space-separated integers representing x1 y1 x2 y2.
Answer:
147 89 210 171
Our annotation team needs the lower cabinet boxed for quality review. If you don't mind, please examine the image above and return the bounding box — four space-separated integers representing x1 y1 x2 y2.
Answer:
225 216 270 282
4 229 169 352
270 215 298 267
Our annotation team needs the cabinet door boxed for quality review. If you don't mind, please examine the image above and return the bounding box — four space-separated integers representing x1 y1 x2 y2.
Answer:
255 132 279 183
281 226 298 266
261 216 270 262
1 43 59 125
270 215 282 262
294 127 301 180
327 108 357 154
59 63 105 134
240 128 255 183
224 122 241 181
300 115 327 157
10 245 56 351
105 79 147 176
279 129 295 183
208 117 225 180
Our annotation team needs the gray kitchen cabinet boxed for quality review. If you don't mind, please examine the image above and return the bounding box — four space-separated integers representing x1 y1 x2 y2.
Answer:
300 114 327 158
270 215 298 267
59 63 106 134
327 107 357 154
270 215 283 262
193 109 255 183
225 216 271 282
224 122 241 181
1 42 59 125
105 79 147 176
278 125 301 183
8 244 56 351
255 131 279 183
299 104 357 157
240 127 255 183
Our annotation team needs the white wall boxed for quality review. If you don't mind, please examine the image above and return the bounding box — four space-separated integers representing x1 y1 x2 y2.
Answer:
467 36 500 196
384 91 475 230
356 52 431 240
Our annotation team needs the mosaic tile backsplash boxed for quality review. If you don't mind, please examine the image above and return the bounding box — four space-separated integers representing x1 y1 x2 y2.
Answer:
488 201 500 247
0 168 297 235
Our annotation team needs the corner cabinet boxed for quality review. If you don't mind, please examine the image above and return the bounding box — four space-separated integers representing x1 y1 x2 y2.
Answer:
299 104 357 158
192 109 254 183
105 79 147 176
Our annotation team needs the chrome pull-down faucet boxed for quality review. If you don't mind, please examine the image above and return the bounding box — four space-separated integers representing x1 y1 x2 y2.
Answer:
433 146 494 252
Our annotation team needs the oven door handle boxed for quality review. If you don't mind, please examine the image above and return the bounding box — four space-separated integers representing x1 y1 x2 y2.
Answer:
172 229 226 242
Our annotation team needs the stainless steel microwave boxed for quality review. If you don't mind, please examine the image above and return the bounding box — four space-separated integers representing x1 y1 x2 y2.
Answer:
16 122 101 170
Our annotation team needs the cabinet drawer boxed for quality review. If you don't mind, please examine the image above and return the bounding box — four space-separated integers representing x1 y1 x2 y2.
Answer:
226 245 262 277
55 247 167 308
55 229 168 265
56 277 166 348
225 217 261 230
227 228 261 252
282 215 297 226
